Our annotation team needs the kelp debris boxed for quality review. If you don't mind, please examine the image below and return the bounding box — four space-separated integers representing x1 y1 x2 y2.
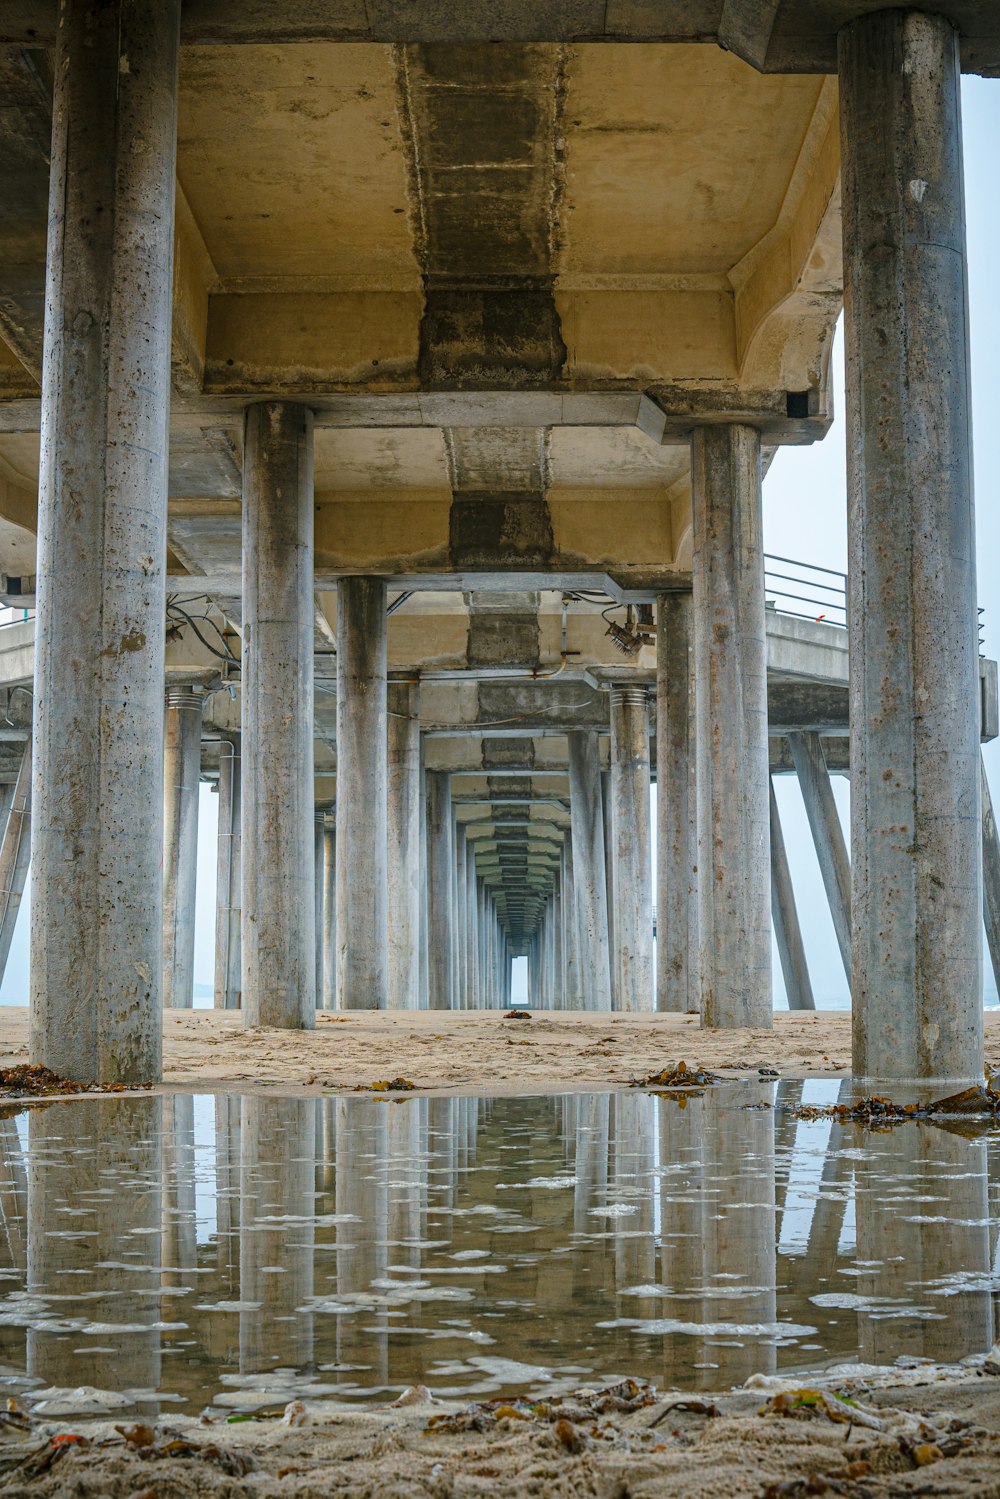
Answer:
629 1060 722 1090
791 1081 1000 1126
503 1009 532 1021
0 1064 152 1099
352 1077 416 1093
425 1378 657 1436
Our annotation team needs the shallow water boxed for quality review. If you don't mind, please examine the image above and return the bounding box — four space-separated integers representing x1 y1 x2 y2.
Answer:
0 1081 998 1417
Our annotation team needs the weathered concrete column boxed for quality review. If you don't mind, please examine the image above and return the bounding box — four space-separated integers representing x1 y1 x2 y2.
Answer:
601 767 616 1000
419 749 430 1007
609 686 654 1012
840 10 981 1085
0 739 31 985
214 738 241 1010
30 0 180 1084
982 758 1000 996
426 769 455 1009
323 821 337 1008
242 402 316 1029
562 835 580 1006
769 778 815 1012
455 826 468 1009
656 594 697 1013
466 854 480 1008
387 680 421 1009
567 731 613 1011
789 732 851 982
314 806 327 1007
691 423 772 1028
336 577 388 1010
162 686 203 1009
551 877 564 1008
477 877 489 1007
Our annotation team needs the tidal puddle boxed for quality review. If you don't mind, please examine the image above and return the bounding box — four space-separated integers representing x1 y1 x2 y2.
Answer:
0 1082 997 1416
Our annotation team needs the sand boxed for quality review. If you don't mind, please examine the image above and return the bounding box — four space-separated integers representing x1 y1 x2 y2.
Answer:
5 1007 1000 1103
0 1006 849 1096
4 1006 1000 1096
5 1366 1000 1496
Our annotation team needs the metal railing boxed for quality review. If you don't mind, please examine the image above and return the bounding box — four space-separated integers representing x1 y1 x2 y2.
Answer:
764 554 847 629
0 606 33 630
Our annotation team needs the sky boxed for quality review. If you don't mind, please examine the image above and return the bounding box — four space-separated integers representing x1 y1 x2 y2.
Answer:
2 77 998 1010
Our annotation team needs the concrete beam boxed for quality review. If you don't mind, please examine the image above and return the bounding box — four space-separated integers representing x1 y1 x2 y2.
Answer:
4 3 997 72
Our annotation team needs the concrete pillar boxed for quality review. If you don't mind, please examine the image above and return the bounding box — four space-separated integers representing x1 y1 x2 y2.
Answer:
477 877 489 1007
419 746 429 1008
455 826 468 1009
601 767 616 1000
214 738 241 1010
336 577 388 1010
467 853 480 1008
609 686 654 1012
426 769 454 1009
30 0 180 1084
769 778 815 1012
314 807 327 1007
691 423 771 1028
387 680 421 1009
567 731 613 1011
841 10 982 1084
551 876 563 1008
0 739 31 985
656 594 697 1013
789 732 851 982
562 835 580 1006
162 686 203 1009
323 821 337 1008
242 403 316 1029
982 758 1000 997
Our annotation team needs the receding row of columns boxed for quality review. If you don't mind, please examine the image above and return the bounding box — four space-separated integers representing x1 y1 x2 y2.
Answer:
25 1 987 1086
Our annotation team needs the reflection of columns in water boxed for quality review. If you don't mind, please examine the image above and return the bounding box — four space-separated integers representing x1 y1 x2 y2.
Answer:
0 1115 26 1373
573 1093 610 1234
214 1095 241 1289
386 1100 427 1270
0 1115 26 1277
611 1093 657 1295
27 1100 163 1403
239 1098 315 1374
427 1097 462 1213
161 1094 197 1287
699 1086 777 1386
335 1100 388 1377
657 1093 709 1388
856 1124 991 1366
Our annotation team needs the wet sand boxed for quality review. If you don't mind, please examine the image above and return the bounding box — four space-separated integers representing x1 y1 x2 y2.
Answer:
7 1367 1000 1497
4 1005 1000 1094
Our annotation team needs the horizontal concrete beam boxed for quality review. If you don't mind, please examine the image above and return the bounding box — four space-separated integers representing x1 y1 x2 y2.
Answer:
3 3 996 72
